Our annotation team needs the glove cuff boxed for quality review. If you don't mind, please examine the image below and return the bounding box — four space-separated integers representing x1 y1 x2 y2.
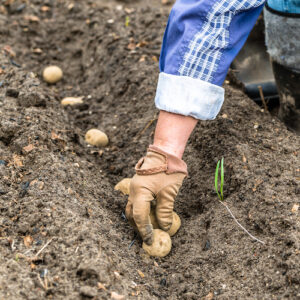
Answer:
135 145 188 175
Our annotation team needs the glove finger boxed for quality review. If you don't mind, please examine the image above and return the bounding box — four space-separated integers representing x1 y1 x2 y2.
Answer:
156 184 179 231
125 201 137 230
132 189 154 245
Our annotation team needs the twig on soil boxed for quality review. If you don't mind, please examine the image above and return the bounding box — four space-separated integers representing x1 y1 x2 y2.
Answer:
258 85 268 112
219 200 265 245
10 239 15 251
32 238 53 259
37 273 48 290
135 113 158 140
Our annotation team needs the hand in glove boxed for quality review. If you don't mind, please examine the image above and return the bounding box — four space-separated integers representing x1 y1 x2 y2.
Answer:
125 145 187 245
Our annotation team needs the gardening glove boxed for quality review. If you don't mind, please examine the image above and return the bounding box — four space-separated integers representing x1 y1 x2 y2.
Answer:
125 145 187 245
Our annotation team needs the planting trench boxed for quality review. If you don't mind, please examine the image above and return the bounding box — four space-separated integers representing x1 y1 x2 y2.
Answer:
0 1 299 299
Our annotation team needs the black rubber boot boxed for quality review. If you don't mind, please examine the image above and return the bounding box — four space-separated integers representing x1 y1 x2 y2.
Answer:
272 60 300 134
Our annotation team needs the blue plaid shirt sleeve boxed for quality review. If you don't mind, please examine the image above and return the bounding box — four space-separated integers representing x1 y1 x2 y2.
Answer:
155 0 265 120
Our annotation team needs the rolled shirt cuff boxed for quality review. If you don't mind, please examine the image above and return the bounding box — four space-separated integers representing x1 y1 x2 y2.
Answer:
155 72 224 120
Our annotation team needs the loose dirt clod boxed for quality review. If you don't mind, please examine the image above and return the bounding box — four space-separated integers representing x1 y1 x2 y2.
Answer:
42 65 63 84
85 129 109 147
114 178 131 195
61 97 84 106
142 229 172 257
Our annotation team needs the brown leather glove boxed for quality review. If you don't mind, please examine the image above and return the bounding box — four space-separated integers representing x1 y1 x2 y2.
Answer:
125 145 187 245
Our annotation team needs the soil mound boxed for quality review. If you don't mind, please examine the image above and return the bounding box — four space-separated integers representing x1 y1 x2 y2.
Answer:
0 1 299 299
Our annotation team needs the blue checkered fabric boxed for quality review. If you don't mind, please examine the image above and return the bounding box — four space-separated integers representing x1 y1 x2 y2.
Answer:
178 0 266 83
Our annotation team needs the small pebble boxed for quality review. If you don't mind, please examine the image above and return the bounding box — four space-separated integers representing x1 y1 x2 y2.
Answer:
79 286 97 298
40 269 48 278
0 160 7 166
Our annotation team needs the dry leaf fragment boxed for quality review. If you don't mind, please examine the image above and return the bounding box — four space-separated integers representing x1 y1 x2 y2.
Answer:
24 15 40 22
137 269 145 278
24 235 33 248
291 204 299 213
33 48 43 54
124 8 135 14
242 155 247 163
111 292 125 300
139 55 147 62
51 131 62 140
67 3 74 10
39 181 45 190
113 271 121 279
67 187 74 195
23 144 35 153
136 41 148 48
97 282 107 290
152 55 158 62
29 179 38 186
203 292 214 300
3 45 16 57
127 42 136 50
13 154 23 167
40 6 50 12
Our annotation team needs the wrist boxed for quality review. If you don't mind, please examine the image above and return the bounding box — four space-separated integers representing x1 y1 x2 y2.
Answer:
153 111 198 159
152 139 185 158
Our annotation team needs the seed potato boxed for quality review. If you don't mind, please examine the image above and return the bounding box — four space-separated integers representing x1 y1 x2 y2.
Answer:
150 208 181 236
114 178 131 195
43 66 63 84
142 229 172 257
61 97 84 106
85 129 109 147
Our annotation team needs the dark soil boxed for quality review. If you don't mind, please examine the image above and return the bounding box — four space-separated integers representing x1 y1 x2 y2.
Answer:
0 1 299 299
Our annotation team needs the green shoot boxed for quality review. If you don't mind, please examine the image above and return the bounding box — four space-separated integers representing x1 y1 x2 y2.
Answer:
215 158 224 201
214 158 265 244
125 16 130 27
220 157 224 199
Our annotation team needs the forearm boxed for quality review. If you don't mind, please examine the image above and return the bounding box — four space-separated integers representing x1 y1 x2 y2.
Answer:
153 111 197 158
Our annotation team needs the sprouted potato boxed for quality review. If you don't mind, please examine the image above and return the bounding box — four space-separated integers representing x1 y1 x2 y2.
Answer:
85 129 108 147
142 229 171 257
43 66 63 84
114 178 131 195
150 207 181 236
61 97 83 106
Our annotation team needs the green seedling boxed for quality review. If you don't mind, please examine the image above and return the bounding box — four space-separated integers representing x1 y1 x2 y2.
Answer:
125 16 130 27
215 157 224 201
213 157 265 244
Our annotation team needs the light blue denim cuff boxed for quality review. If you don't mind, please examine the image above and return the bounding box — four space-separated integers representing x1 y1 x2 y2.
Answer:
267 0 300 14
155 72 224 120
